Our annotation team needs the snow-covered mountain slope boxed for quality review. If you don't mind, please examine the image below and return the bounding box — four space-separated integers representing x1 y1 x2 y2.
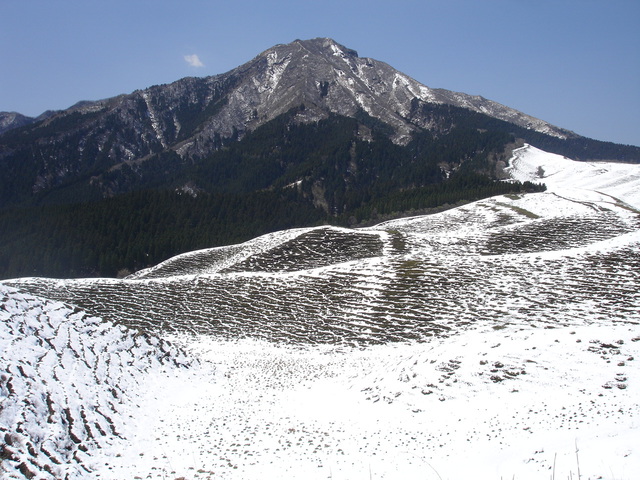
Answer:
507 144 640 209
2 146 639 479
84 324 640 480
0 286 194 479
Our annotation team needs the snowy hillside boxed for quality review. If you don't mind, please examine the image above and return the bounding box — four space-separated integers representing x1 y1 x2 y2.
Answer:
0 287 194 479
507 144 640 209
2 146 639 479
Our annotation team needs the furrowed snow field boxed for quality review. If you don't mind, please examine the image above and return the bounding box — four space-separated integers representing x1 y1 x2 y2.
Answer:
0 287 194 479
1 145 639 479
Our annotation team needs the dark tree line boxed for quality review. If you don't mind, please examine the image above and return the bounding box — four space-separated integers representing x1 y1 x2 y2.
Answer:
0 188 322 279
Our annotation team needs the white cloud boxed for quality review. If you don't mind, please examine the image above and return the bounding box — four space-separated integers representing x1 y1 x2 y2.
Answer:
184 54 204 68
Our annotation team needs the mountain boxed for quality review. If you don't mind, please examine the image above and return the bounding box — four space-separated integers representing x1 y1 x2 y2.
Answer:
1 38 639 279
2 146 639 479
1 38 638 202
0 110 58 135
0 112 35 135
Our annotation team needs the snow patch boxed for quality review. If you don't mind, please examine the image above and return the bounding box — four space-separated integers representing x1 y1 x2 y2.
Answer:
141 91 167 149
258 51 292 96
91 324 640 480
507 144 640 209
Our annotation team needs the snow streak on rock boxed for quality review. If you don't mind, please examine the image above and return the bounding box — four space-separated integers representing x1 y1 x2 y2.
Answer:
0 286 193 479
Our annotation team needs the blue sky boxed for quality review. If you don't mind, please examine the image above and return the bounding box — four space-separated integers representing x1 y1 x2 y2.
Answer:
1 0 638 146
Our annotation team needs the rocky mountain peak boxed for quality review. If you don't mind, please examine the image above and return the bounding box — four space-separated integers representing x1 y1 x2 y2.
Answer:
1 38 574 155
292 37 359 58
200 37 573 146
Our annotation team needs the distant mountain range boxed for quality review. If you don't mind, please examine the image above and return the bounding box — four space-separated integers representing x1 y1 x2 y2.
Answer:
1 37 639 278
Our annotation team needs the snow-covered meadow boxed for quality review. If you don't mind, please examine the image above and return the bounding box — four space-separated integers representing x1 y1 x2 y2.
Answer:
1 145 639 479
